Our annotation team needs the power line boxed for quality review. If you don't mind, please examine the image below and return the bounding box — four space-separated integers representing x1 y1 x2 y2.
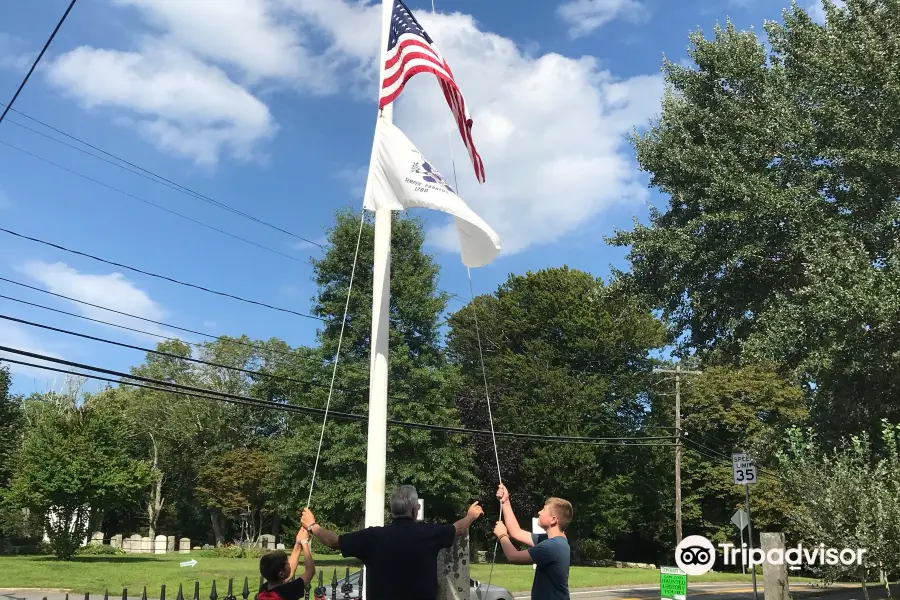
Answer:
0 311 675 434
0 276 327 365
0 0 77 125
682 437 783 483
0 139 310 265
0 103 323 249
0 311 329 391
0 108 484 307
0 347 677 446
0 227 328 323
0 309 448 414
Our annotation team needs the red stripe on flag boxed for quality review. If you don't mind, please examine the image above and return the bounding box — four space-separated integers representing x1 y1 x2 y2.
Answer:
381 51 449 90
384 38 440 70
379 64 452 108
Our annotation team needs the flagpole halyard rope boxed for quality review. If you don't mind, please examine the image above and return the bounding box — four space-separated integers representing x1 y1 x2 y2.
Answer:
306 210 367 509
443 82 503 598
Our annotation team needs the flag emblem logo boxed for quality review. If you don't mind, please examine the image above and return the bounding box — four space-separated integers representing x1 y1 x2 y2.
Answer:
411 158 454 194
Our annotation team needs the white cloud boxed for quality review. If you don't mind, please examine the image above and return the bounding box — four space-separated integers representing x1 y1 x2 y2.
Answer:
0 319 66 381
557 0 651 38
18 261 172 341
43 1 662 256
111 0 320 86
384 11 663 255
260 4 663 256
0 33 32 71
47 43 276 166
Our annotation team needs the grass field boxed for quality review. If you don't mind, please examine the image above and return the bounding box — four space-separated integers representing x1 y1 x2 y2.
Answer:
0 554 771 594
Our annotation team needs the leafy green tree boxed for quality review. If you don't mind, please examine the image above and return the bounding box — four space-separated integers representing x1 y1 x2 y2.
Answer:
6 388 150 559
446 267 668 561
609 0 900 441
117 337 289 544
676 364 806 544
197 448 276 544
264 209 477 532
0 365 22 488
0 365 28 542
776 421 900 596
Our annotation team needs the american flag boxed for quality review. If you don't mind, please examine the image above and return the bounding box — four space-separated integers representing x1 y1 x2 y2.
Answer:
379 0 485 184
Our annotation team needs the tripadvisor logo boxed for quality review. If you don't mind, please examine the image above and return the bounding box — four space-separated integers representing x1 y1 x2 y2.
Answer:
675 536 867 575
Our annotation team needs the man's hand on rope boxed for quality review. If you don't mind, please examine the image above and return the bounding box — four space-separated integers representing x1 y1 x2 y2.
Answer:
496 483 509 505
467 501 484 520
493 521 508 539
301 508 316 529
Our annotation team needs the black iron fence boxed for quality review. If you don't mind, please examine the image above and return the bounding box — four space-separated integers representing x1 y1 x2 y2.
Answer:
28 567 363 600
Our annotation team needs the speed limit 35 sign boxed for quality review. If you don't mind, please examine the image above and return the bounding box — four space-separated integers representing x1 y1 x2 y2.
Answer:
732 452 757 485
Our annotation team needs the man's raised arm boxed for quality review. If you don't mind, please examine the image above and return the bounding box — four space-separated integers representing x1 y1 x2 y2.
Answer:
453 502 484 536
497 483 534 547
301 508 340 550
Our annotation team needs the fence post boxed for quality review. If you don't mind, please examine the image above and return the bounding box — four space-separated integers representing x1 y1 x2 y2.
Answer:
160 584 166 600
224 579 235 600
193 582 199 600
330 569 337 600
142 587 147 600
176 583 184 600
314 571 325 600
341 568 351 600
241 577 249 600
210 580 218 600
122 588 127 600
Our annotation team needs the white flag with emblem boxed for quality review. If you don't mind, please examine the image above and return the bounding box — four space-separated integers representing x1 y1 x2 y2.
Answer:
363 116 500 268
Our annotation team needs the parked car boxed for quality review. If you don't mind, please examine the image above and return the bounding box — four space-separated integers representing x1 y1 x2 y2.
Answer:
324 570 514 600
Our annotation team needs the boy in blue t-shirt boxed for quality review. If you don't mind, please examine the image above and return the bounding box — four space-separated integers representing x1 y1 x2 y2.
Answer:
493 484 572 600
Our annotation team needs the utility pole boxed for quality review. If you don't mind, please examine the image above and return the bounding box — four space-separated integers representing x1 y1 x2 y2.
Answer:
653 364 702 546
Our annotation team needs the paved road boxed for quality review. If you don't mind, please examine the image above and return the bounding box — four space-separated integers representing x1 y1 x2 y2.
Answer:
510 582 899 600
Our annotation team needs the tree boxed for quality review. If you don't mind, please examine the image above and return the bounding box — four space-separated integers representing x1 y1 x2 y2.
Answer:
672 364 806 546
117 336 288 544
446 267 668 561
264 209 477 533
6 388 150 559
0 365 23 489
197 448 276 544
0 365 27 543
776 421 900 597
609 0 900 441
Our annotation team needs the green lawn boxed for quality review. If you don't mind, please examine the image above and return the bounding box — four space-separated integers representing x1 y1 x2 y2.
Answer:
0 554 783 595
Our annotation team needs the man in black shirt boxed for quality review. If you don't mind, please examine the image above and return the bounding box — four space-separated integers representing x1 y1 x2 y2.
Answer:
301 485 483 600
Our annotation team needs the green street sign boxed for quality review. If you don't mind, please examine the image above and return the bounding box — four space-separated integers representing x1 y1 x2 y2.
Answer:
660 566 687 600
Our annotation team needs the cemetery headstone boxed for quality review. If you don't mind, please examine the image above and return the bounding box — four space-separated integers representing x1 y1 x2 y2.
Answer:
154 535 167 554
179 538 191 553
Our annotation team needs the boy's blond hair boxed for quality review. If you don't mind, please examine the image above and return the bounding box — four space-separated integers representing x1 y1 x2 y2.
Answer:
546 497 573 531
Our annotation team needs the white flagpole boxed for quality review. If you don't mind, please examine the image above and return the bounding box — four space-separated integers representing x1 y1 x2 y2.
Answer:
363 0 394 531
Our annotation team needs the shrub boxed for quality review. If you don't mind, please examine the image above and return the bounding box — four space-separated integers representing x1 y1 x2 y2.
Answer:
198 545 266 559
77 544 125 556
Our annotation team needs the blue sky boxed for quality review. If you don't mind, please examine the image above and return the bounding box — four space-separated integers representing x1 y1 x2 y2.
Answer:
0 0 827 394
